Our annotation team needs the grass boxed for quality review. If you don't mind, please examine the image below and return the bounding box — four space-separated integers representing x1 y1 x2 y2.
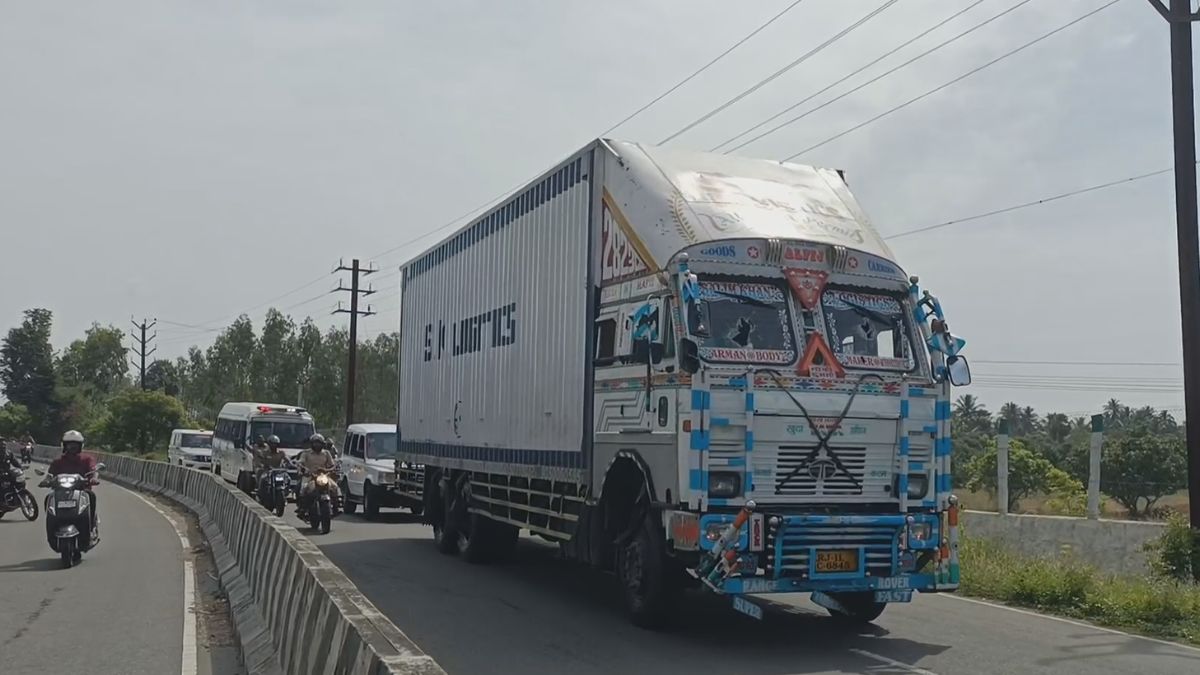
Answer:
958 488 1191 520
959 536 1200 646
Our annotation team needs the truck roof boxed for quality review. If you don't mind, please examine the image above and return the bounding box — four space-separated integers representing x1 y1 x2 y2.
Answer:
401 139 898 277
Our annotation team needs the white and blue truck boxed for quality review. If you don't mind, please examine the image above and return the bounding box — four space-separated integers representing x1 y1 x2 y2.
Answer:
394 140 971 627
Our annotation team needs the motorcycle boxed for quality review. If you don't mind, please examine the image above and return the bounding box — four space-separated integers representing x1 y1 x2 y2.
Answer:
20 443 33 466
0 464 38 521
36 464 104 568
257 460 296 518
298 468 339 535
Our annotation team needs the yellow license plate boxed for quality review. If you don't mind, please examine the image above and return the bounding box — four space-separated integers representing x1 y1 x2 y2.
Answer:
815 549 858 573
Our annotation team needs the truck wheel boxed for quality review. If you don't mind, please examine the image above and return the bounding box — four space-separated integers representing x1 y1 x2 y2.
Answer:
825 592 887 625
617 517 677 629
432 475 461 555
363 482 380 520
341 480 358 515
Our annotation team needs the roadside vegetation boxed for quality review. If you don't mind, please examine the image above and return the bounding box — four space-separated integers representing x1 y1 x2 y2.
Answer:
960 519 1200 646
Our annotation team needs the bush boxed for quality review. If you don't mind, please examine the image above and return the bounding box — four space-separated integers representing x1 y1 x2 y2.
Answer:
960 536 1200 645
91 389 188 454
1145 515 1197 583
966 439 1083 512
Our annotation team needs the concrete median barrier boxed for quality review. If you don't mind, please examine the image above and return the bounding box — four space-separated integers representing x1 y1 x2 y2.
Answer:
25 444 444 675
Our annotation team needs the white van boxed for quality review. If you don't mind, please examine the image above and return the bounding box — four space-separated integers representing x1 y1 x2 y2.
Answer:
339 423 423 518
167 429 213 469
211 402 315 494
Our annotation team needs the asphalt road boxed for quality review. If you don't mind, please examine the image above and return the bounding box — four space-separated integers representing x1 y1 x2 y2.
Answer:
284 506 1200 675
0 466 187 675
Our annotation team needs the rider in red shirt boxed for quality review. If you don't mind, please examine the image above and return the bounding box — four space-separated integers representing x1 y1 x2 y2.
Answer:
47 430 99 539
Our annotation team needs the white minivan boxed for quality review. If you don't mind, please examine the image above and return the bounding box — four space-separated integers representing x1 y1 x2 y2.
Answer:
340 423 423 519
167 429 213 469
211 402 315 494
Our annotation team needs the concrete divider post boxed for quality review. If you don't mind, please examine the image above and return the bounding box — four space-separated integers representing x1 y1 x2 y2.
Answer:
996 419 1010 516
1088 414 1104 520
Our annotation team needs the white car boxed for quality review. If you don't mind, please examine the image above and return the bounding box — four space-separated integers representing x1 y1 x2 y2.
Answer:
168 429 213 470
339 423 423 519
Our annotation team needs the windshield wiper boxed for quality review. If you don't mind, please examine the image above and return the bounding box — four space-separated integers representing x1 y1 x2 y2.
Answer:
709 289 774 309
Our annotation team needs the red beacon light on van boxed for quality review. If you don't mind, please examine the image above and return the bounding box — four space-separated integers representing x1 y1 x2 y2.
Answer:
256 405 306 414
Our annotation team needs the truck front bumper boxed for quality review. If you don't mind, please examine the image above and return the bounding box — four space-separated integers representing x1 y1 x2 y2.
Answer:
697 512 956 599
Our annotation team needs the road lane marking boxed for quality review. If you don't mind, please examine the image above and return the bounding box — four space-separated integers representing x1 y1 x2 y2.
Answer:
849 648 939 674
935 594 1200 655
122 486 199 675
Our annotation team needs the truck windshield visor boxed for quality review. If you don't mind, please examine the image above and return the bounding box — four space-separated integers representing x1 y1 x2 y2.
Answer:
696 279 796 365
822 288 915 372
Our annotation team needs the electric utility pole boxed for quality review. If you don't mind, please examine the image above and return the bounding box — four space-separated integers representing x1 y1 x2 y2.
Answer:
333 259 376 428
1147 0 1200 580
130 317 158 391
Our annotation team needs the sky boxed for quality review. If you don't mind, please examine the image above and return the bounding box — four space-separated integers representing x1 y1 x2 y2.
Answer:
0 0 1191 418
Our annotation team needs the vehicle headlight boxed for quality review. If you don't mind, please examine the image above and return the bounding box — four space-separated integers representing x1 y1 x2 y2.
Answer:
316 474 330 486
908 521 933 543
708 472 742 498
379 472 396 484
704 521 728 543
899 473 928 500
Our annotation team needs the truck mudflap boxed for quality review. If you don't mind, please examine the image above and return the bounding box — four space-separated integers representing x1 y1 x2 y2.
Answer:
690 507 959 605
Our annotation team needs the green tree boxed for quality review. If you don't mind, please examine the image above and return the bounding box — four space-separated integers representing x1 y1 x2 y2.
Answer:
1100 433 1187 519
0 402 33 438
1044 412 1070 443
953 394 992 435
92 389 188 454
144 359 182 397
56 323 129 396
0 308 60 438
966 439 1081 512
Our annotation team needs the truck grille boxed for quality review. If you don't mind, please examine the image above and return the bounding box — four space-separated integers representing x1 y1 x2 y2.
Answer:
773 446 867 496
770 520 898 579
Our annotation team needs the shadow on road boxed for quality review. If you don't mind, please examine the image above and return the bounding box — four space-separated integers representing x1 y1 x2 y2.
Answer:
320 533 950 675
0 556 63 573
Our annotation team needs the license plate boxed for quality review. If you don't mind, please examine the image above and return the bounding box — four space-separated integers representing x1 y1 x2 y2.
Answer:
815 549 858 573
57 500 77 508
732 595 764 620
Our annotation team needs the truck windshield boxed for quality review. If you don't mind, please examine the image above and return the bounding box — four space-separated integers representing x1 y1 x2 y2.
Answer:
250 420 315 447
696 279 796 365
180 433 211 449
822 288 914 371
366 433 399 460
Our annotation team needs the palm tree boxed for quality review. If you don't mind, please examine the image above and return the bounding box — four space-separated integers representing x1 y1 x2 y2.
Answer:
1070 416 1089 433
1020 406 1041 435
999 402 1021 435
1045 412 1070 442
953 394 992 435
1103 398 1128 428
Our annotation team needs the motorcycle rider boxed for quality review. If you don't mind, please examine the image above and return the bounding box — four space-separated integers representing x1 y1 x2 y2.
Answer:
296 433 339 516
254 435 289 497
44 430 99 541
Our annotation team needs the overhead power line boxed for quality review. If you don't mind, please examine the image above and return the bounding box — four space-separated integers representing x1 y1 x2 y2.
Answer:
783 0 1123 161
600 0 808 137
884 163 1185 241
716 0 1026 154
659 0 900 145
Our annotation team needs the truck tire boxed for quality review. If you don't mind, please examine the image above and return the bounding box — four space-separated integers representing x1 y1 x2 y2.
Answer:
432 475 461 555
825 591 887 625
617 516 678 629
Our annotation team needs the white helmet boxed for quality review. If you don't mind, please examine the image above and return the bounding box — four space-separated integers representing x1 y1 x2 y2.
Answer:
62 430 84 445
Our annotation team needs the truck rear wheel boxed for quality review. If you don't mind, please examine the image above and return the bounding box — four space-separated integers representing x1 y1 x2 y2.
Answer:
617 516 677 629
825 592 887 625
432 474 461 555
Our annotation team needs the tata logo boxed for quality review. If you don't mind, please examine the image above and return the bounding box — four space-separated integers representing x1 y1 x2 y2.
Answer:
807 457 838 480
700 245 737 258
784 246 824 263
867 259 898 275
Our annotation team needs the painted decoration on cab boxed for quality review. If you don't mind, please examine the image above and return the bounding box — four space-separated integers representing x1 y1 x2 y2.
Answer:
783 268 828 310
601 200 650 284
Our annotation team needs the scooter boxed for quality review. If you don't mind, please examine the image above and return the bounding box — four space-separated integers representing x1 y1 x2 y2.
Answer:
0 464 38 521
36 464 104 568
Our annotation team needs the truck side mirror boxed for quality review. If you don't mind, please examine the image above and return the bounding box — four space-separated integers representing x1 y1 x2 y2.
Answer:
947 355 971 386
679 339 700 374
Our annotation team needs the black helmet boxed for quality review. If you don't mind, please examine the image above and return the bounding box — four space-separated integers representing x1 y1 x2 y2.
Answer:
266 435 281 449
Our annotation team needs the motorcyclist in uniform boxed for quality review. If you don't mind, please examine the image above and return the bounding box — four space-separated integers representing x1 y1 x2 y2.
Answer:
296 433 339 516
44 430 99 542
254 435 289 497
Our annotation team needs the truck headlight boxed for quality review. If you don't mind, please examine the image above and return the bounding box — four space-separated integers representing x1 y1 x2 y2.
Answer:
379 472 396 484
900 474 928 500
708 472 742 498
908 521 933 543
